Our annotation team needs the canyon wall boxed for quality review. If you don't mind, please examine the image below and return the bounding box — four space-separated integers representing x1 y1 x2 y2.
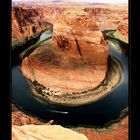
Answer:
12 6 53 45
12 4 128 45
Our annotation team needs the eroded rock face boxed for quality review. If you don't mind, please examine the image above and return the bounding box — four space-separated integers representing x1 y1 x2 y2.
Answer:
52 10 109 64
114 20 128 43
12 111 41 126
12 6 52 45
12 125 88 140
76 116 128 140
12 4 128 46
84 6 128 30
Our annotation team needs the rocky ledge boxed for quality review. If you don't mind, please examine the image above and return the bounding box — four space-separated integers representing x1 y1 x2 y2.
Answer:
12 116 128 140
12 104 128 140
76 116 128 140
12 124 88 140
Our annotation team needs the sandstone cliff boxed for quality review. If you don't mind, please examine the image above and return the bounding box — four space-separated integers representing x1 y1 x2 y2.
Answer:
52 10 109 63
84 6 128 30
12 6 52 47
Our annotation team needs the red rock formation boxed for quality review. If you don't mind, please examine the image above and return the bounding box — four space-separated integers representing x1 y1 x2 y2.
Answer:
12 102 128 140
75 116 128 140
12 124 88 140
12 111 41 126
20 10 109 97
12 4 128 45
12 6 52 45
52 10 109 63
12 104 43 126
114 20 128 43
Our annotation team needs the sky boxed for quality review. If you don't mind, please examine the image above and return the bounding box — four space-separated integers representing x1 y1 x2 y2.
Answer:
12 0 128 4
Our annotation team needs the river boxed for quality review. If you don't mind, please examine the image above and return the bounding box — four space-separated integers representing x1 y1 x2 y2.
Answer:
12 31 128 126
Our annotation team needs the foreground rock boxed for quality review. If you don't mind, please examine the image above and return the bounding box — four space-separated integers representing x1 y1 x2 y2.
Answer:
76 116 128 140
114 20 128 43
12 103 128 140
12 3 128 31
84 5 128 30
12 104 44 126
12 124 88 140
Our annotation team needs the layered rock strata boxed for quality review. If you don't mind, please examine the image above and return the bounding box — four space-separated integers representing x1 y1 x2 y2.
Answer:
12 6 52 47
12 4 128 48
20 10 110 104
76 116 128 140
84 6 128 30
12 102 128 140
12 4 128 43
52 10 109 63
114 20 128 43
12 125 88 140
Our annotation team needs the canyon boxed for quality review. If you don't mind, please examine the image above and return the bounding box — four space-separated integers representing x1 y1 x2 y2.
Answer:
20 10 109 97
12 2 128 140
12 3 128 46
12 6 53 48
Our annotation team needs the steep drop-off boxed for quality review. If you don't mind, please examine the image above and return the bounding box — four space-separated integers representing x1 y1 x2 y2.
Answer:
12 6 53 48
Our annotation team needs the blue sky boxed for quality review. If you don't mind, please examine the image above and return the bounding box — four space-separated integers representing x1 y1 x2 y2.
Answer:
13 0 128 4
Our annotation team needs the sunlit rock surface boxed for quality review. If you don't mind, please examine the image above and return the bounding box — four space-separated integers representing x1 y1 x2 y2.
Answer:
12 104 43 126
12 125 88 140
52 10 109 63
84 5 128 30
114 20 128 43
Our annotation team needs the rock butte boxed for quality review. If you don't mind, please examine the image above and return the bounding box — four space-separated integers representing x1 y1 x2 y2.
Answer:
21 10 109 98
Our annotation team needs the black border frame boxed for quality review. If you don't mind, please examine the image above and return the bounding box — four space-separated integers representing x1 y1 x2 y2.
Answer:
0 0 11 139
0 0 137 139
